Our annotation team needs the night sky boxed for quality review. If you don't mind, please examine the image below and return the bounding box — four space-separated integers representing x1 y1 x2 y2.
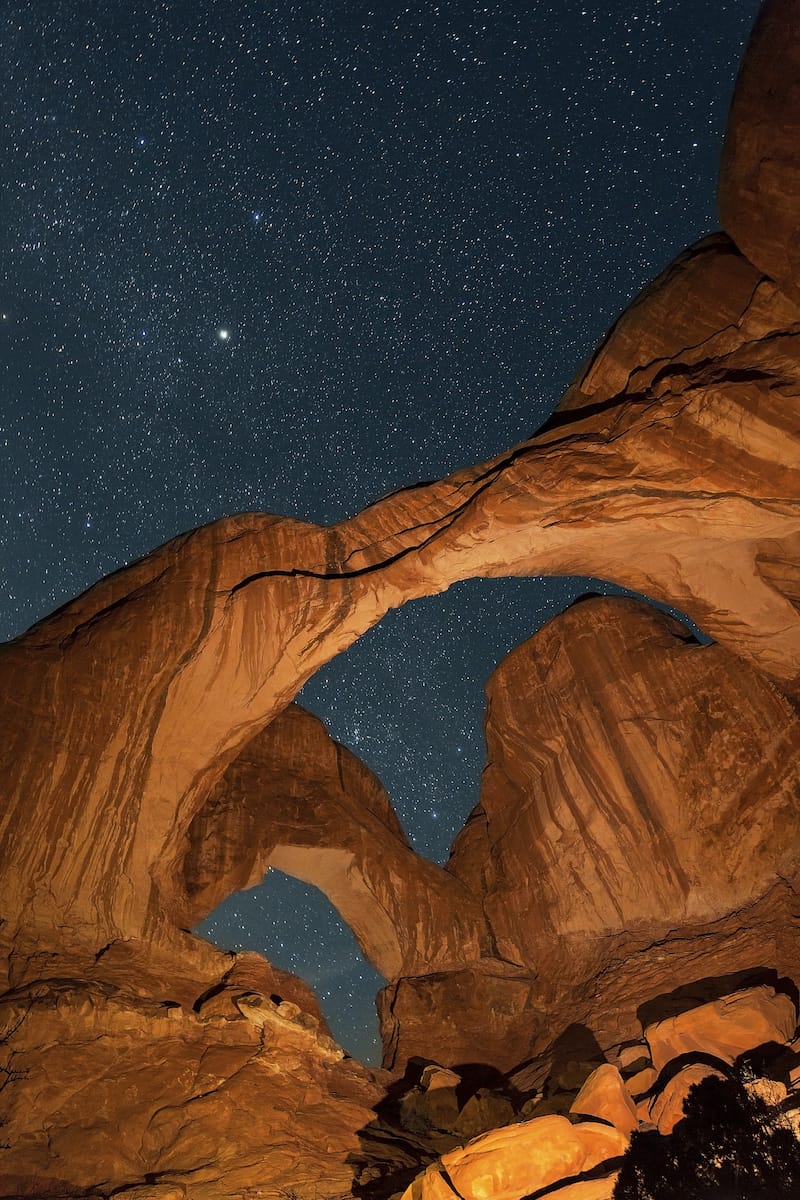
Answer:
2 1 761 1064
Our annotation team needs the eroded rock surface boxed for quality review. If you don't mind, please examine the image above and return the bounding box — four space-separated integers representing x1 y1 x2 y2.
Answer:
453 599 800 950
0 939 384 1199
382 597 800 1071
181 703 489 980
720 0 800 305
3 230 800 974
3 2 800 1195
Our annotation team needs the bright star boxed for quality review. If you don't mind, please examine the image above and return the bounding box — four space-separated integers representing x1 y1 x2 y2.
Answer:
218 328 230 340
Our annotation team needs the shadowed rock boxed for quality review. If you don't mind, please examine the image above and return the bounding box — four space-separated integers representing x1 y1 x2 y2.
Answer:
720 0 800 305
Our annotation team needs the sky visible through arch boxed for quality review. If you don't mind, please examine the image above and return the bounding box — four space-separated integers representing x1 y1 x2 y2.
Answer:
2 0 761 1064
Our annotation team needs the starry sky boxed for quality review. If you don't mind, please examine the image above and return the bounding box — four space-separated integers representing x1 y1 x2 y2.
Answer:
2 0 761 1064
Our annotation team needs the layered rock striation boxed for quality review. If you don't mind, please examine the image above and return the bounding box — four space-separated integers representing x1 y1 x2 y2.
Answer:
2 1 800 1195
379 597 800 1071
181 703 490 980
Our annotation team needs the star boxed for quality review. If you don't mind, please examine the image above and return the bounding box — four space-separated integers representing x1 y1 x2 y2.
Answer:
217 328 230 341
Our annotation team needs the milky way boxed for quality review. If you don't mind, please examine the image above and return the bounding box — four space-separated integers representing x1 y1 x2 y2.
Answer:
2 0 761 1063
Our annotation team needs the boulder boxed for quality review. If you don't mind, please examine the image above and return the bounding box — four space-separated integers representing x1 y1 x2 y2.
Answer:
421 1064 462 1091
612 1044 650 1072
644 1064 728 1135
644 986 797 1072
400 1082 461 1136
570 1064 638 1135
545 1179 619 1200
404 1116 628 1200
453 1089 516 1140
625 1067 658 1099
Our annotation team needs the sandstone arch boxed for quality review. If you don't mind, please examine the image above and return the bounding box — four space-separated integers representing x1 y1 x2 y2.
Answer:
2 222 800 965
181 703 489 981
3 4 800 1192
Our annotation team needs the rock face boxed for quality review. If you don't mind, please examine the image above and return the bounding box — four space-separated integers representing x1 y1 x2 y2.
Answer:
0 938 385 1198
719 0 800 306
3 2 800 1195
381 598 800 1070
453 599 800 948
4 239 800 977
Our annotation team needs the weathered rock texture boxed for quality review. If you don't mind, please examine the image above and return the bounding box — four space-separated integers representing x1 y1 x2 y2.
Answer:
380 598 800 1071
0 955 382 1198
720 0 800 306
181 703 489 980
453 599 800 947
4 237 800 971
404 1116 627 1200
400 983 800 1200
2 1 800 1195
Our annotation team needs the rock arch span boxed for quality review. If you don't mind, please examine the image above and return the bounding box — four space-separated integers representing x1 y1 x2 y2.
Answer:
3 226 800 964
181 703 489 983
3 5 800 1191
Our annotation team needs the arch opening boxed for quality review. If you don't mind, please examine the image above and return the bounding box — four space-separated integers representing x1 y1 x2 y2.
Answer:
196 868 385 1066
193 573 708 1063
299 573 709 865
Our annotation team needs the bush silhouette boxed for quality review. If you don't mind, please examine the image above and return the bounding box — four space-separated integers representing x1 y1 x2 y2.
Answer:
613 1071 800 1199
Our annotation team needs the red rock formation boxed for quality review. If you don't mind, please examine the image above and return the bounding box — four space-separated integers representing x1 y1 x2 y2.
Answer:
404 1116 627 1200
719 0 800 306
3 220 800 980
0 955 384 1197
181 704 489 980
570 1065 638 1136
2 222 799 1034
452 599 800 952
643 985 797 1073
2 2 800 1194
400 982 800 1199
382 596 800 1071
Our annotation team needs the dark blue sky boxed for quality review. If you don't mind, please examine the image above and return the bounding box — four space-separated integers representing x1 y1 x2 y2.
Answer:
2 0 761 1063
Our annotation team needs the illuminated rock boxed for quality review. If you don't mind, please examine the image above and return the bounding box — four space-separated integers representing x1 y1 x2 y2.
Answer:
182 703 489 980
644 985 798 1073
404 1115 627 1200
3 3 800 1194
570 1064 638 1136
644 1064 728 1136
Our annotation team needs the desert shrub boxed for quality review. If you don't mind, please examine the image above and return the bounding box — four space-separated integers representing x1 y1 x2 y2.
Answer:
613 1071 800 1199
